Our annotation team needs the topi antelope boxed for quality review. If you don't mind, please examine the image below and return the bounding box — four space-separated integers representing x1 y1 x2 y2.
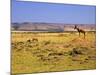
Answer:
74 25 86 39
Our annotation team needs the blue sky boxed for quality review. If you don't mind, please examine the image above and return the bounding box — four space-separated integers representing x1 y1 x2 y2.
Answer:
12 0 96 24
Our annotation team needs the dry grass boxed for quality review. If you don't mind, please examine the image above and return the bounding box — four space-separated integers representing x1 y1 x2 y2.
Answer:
11 32 96 74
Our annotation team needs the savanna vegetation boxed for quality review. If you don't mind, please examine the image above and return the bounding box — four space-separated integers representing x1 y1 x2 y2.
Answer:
11 31 96 74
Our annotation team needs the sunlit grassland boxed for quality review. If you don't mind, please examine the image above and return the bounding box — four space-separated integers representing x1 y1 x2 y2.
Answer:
11 31 96 74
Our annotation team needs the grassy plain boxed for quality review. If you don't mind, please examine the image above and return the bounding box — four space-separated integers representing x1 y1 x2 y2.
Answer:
11 31 96 74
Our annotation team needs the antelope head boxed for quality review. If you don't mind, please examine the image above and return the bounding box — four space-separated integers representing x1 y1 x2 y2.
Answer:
74 25 77 29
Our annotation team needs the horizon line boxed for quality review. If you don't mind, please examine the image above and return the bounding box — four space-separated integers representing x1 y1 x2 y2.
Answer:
11 22 96 25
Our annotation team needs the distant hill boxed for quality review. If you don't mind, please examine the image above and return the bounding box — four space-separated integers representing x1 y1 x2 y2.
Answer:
11 22 96 32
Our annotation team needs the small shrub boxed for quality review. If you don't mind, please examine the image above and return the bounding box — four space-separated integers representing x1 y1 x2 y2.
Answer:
44 40 51 45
